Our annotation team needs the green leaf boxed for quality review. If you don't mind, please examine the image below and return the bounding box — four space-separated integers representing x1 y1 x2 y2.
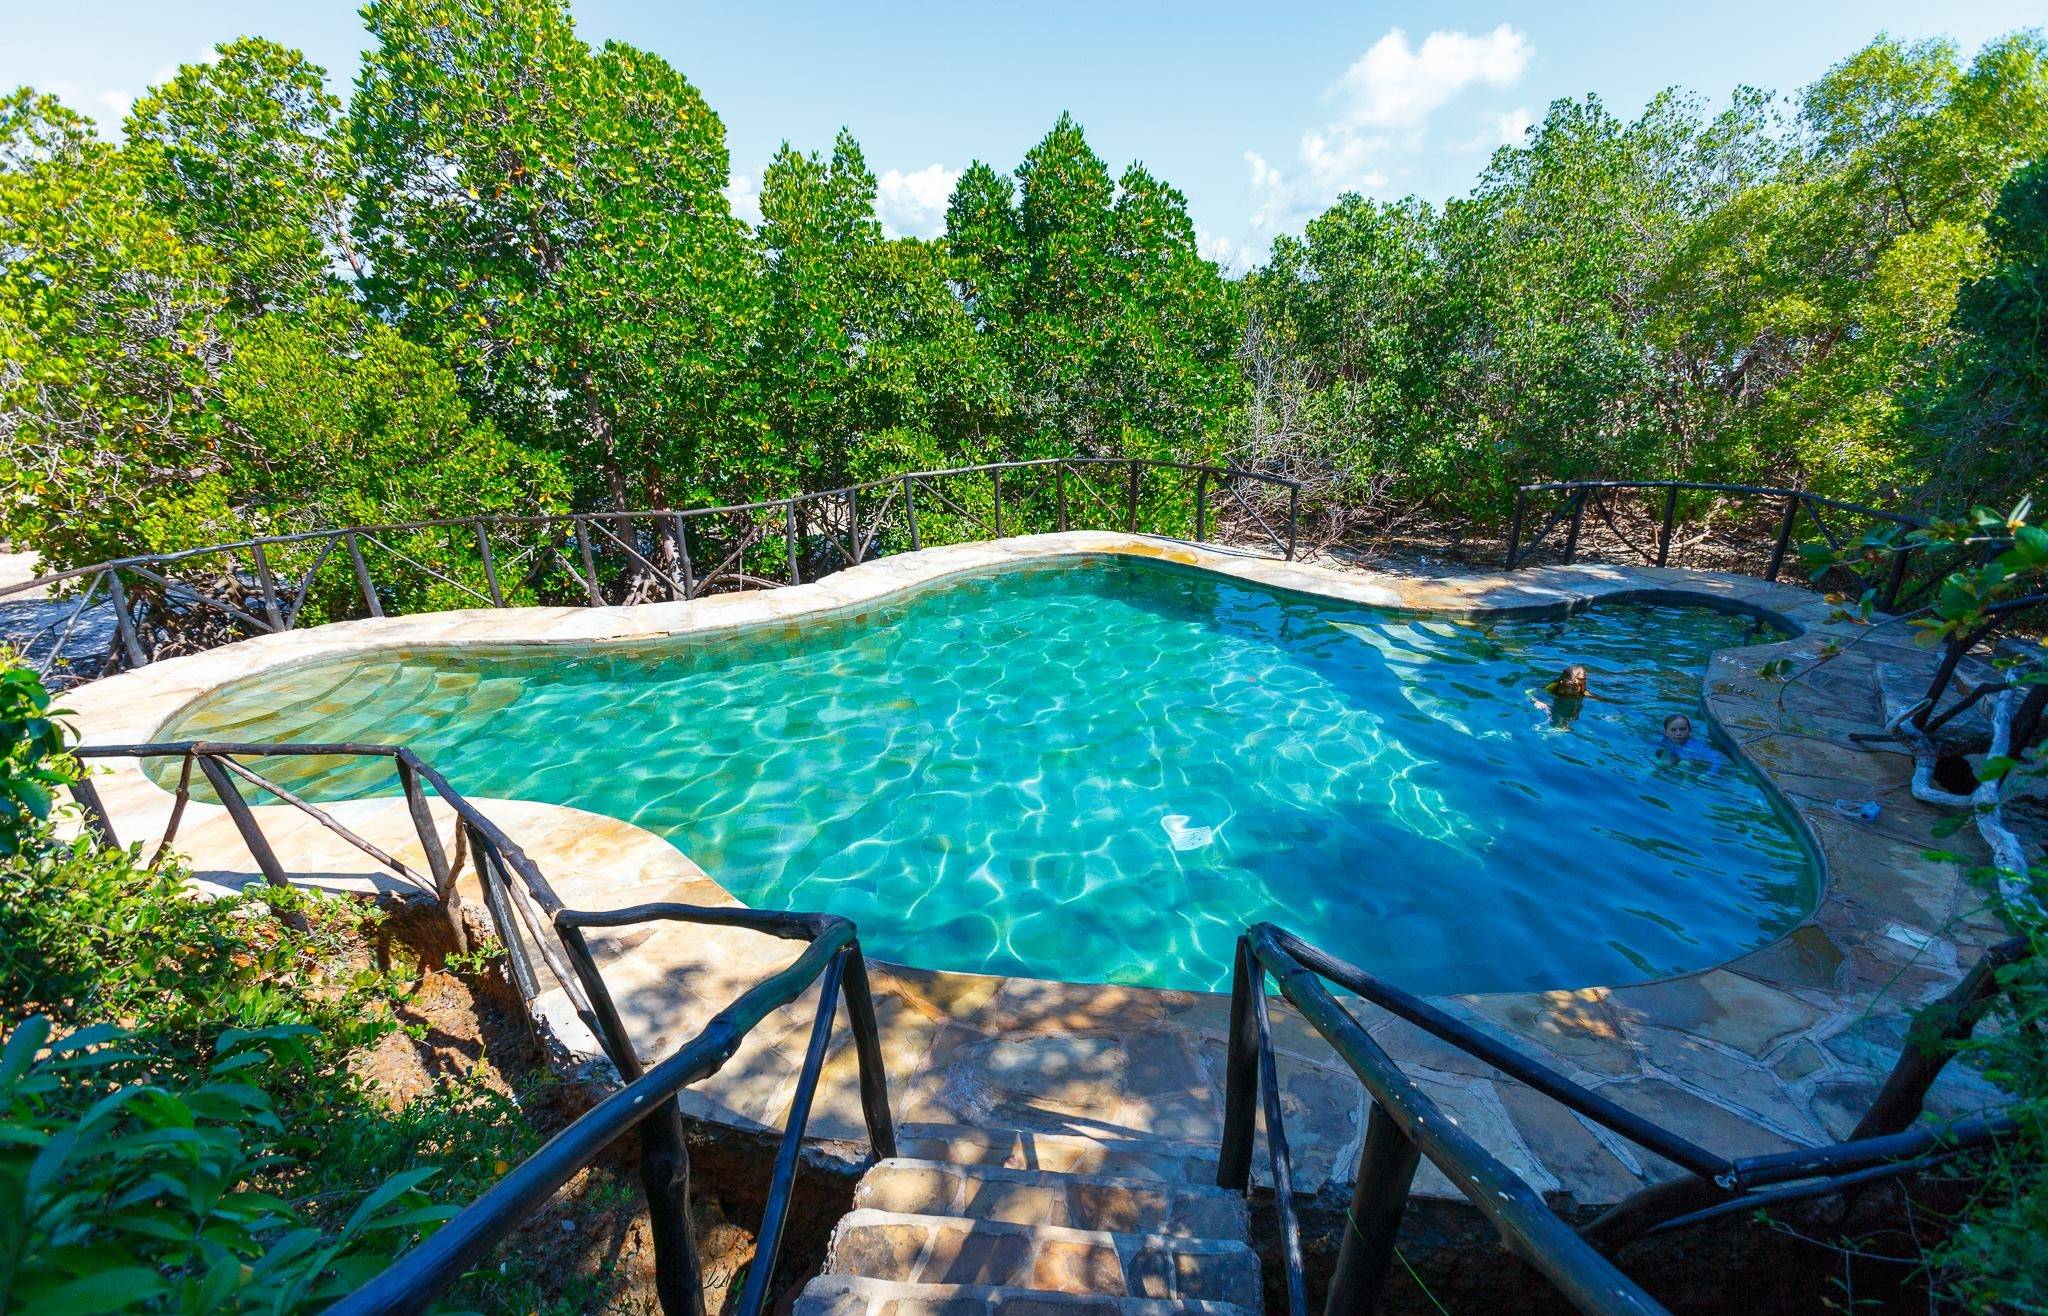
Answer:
342 1165 441 1235
22 1267 168 1315
0 1016 52 1088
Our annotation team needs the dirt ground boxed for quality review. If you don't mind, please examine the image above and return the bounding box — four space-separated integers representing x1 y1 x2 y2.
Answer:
1289 504 1833 583
355 914 830 1316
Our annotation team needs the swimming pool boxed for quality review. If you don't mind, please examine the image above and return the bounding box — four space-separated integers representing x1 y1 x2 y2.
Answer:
158 556 1817 994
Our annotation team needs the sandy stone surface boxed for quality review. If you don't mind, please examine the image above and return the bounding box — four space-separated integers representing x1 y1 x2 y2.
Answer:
56 532 2015 1209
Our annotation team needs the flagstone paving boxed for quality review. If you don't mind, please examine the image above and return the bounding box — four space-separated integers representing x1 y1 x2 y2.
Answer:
60 531 2016 1212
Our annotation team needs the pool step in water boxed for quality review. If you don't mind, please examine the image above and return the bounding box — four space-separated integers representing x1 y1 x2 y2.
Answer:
795 1128 1261 1313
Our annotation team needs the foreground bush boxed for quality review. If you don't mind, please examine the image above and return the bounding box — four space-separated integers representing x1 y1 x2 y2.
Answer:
1932 921 2048 1311
0 1016 454 1311
0 659 540 1313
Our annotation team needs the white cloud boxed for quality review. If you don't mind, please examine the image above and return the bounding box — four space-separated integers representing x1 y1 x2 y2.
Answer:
1245 24 1531 237
1330 25 1532 129
1297 130 1389 194
1196 225 1249 274
725 172 761 226
1455 107 1535 154
875 164 960 239
1247 131 1392 236
1245 150 1281 194
94 90 135 125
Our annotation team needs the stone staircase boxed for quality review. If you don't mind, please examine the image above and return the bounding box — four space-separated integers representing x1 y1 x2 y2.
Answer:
793 1124 1262 1314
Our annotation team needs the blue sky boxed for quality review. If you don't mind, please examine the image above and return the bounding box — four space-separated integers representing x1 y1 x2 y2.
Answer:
4 2 2041 269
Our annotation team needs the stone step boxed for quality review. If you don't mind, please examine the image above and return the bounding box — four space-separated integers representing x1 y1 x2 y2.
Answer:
894 1123 1223 1186
823 1208 1261 1307
793 1273 1259 1315
854 1158 1250 1241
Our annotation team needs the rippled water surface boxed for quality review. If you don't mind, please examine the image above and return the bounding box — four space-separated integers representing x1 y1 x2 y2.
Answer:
162 557 1816 993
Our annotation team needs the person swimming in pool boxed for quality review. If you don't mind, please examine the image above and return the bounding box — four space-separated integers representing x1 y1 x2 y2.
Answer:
1547 665 1589 699
1656 712 1718 768
1533 663 1592 728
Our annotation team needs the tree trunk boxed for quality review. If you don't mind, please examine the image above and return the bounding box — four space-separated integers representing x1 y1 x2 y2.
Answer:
580 371 630 513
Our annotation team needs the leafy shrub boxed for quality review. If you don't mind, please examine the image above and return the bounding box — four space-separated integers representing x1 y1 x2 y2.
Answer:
1931 920 2048 1312
0 1015 456 1312
0 821 397 1064
0 660 68 859
0 659 540 1313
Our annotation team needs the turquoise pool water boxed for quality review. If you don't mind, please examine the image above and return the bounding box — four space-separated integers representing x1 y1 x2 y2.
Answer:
161 557 1816 994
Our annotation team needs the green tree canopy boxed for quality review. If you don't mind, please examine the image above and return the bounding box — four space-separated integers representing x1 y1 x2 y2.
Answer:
7 12 2048 577
755 131 1006 491
1237 30 2048 521
1 45 565 576
946 114 1236 462
0 90 232 565
352 0 763 510
1914 159 2048 505
124 39 363 315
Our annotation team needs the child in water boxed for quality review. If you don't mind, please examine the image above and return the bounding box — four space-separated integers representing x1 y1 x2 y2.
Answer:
1547 665 1590 699
1534 664 1591 728
1656 712 1717 768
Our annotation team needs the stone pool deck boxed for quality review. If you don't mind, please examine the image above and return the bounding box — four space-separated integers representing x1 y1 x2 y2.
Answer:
61 531 2015 1210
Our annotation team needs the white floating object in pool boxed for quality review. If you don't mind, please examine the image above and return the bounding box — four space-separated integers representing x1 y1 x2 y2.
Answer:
1161 814 1216 850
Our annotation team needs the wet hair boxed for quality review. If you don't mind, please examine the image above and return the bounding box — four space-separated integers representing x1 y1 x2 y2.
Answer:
1554 664 1589 693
